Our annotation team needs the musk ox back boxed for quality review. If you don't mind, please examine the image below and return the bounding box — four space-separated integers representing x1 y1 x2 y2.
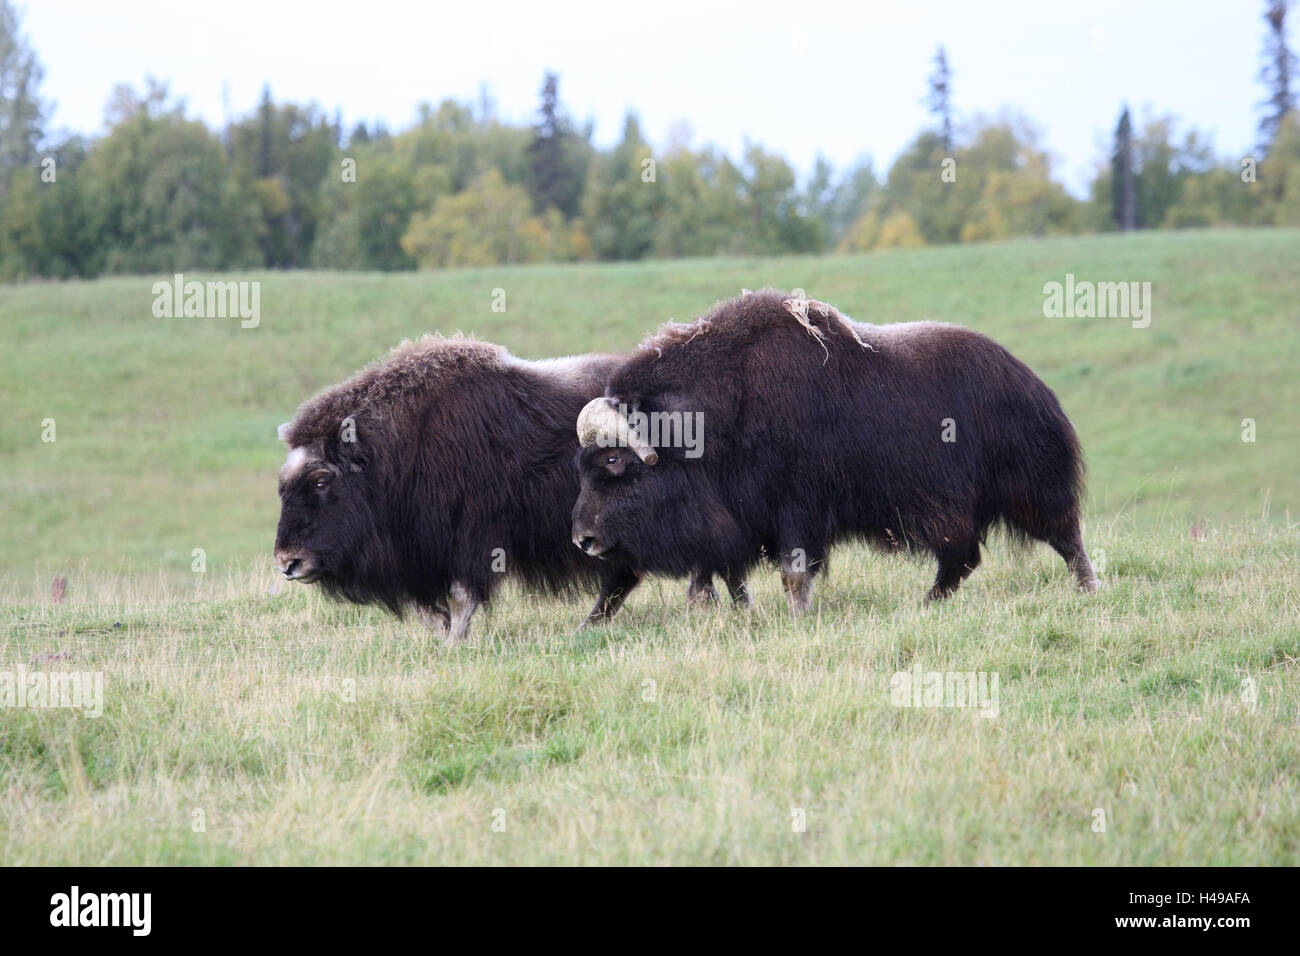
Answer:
274 336 652 642
571 290 1099 610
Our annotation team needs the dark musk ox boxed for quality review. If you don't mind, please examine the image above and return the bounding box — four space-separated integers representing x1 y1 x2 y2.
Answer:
571 290 1099 612
273 336 733 643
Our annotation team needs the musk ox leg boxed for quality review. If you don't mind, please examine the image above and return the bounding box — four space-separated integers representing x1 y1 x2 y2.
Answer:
417 601 451 637
1050 528 1100 593
725 571 754 610
580 566 641 628
781 569 815 614
925 539 982 603
779 552 818 615
444 581 481 645
687 571 751 610
687 571 720 607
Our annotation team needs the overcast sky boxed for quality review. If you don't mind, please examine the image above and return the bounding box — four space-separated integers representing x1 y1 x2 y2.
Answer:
23 0 1275 196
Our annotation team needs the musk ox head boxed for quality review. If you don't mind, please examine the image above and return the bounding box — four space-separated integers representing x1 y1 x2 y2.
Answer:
273 420 402 612
570 397 745 576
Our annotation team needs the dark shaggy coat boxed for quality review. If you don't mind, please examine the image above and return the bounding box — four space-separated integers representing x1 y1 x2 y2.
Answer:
274 336 646 639
571 290 1098 607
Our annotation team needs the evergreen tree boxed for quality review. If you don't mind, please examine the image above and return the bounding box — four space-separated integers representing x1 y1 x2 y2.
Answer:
525 72 586 217
927 46 954 153
1112 106 1137 230
1259 0 1298 153
257 84 274 177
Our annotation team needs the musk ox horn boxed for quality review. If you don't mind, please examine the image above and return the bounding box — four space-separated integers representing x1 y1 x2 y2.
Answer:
576 398 659 465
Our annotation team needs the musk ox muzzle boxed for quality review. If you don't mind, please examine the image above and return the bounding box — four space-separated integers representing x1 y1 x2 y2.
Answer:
273 547 320 582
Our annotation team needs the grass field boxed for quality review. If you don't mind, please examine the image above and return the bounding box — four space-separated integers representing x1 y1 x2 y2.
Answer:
2 230 1298 864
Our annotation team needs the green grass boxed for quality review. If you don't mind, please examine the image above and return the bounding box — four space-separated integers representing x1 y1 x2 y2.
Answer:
1 229 1299 863
2 520 1298 864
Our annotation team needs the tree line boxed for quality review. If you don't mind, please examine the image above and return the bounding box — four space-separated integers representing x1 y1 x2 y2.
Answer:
0 1 1296 280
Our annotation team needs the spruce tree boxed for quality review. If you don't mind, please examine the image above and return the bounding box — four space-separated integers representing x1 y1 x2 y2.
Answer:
1112 106 1137 230
1259 0 1297 153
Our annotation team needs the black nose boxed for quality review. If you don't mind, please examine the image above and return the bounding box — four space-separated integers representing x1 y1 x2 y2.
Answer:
578 536 596 553
282 559 300 577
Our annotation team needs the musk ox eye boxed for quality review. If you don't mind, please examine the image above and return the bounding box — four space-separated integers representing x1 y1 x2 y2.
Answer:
605 456 618 465
314 476 329 490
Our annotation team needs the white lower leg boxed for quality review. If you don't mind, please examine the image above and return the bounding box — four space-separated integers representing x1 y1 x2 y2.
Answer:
445 582 480 644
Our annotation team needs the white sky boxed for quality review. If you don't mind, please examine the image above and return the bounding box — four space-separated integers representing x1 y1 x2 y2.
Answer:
22 0 1274 196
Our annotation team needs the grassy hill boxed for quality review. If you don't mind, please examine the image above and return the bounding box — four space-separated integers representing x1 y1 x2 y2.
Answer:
1 230 1298 864
2 229 1297 580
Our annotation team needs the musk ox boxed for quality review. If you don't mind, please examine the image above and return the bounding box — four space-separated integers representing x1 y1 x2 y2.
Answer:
274 336 733 643
571 290 1099 611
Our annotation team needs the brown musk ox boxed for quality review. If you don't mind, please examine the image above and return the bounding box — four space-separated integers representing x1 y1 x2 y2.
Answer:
571 290 1099 612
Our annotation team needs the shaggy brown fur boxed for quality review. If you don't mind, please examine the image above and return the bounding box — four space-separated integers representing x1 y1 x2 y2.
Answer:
572 290 1098 611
